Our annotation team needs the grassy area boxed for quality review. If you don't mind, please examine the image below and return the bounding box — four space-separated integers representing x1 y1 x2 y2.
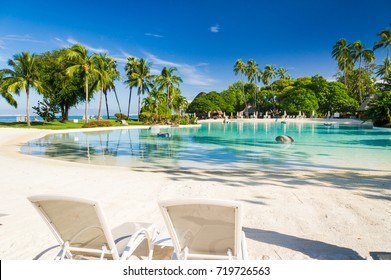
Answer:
0 119 144 130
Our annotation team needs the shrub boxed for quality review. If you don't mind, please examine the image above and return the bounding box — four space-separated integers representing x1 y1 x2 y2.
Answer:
114 113 128 121
82 120 112 128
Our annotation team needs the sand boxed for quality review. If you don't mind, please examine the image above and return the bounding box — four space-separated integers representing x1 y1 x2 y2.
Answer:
0 121 390 260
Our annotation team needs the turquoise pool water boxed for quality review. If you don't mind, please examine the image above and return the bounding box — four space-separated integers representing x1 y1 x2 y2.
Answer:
21 122 391 172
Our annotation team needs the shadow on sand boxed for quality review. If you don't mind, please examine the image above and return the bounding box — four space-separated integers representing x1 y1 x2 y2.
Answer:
244 227 364 260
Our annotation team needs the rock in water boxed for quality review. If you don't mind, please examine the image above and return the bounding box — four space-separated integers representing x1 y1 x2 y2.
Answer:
275 135 294 143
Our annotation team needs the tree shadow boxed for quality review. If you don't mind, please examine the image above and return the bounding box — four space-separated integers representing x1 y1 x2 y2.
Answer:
244 227 365 260
369 252 391 260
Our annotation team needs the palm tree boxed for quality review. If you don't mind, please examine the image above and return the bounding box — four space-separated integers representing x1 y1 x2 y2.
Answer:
1 52 42 126
65 44 99 123
233 59 248 108
0 72 18 108
124 56 139 119
332 38 353 85
262 64 277 86
350 41 375 102
376 57 391 83
262 64 277 113
155 67 182 113
148 89 166 120
277 67 288 80
373 28 391 60
131 58 153 121
171 89 188 115
94 54 120 119
246 59 260 110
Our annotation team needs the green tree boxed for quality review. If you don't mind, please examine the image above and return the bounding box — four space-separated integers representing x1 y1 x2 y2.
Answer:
131 58 153 120
155 67 182 112
376 57 391 83
124 56 139 119
233 59 248 108
187 95 215 114
373 28 391 60
94 53 120 119
327 82 359 114
262 64 277 86
36 49 85 121
332 38 353 86
222 81 245 113
350 41 375 102
366 91 391 126
1 52 42 126
0 72 18 108
65 44 99 123
142 89 166 121
246 59 261 110
277 67 289 80
281 87 318 115
171 92 188 115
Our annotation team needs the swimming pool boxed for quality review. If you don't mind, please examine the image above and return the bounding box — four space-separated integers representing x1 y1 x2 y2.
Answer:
21 122 391 172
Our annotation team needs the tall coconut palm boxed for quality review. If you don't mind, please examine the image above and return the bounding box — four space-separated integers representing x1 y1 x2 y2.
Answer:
262 64 277 113
350 41 375 102
132 58 153 121
65 44 99 123
94 54 120 119
332 38 353 85
246 59 260 110
155 67 182 113
373 28 391 60
277 67 288 80
233 59 248 108
1 52 42 126
124 56 139 119
262 64 277 86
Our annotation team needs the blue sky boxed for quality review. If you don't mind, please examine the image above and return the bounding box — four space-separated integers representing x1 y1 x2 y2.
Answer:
1 0 390 115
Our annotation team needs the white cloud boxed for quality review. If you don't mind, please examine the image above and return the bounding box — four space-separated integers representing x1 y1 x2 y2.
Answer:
66 38 108 53
145 33 164 38
144 52 215 86
209 24 220 33
0 34 45 44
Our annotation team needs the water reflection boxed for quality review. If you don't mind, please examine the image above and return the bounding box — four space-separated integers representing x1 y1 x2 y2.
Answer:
21 123 391 172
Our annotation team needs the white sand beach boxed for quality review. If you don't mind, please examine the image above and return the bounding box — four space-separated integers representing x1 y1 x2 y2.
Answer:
0 122 390 260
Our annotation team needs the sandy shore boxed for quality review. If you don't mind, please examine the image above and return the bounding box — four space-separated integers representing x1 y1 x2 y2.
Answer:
0 122 390 260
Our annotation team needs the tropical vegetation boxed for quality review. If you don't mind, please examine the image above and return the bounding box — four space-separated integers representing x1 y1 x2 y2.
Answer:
0 26 390 128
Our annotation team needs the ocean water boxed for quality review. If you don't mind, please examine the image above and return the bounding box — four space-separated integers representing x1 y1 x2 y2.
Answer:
21 122 391 172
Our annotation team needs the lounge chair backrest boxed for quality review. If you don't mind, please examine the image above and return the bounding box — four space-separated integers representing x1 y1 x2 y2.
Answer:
159 199 242 259
28 195 119 259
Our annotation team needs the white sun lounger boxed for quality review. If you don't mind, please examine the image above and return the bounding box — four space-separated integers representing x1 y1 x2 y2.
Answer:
28 195 157 260
158 199 248 260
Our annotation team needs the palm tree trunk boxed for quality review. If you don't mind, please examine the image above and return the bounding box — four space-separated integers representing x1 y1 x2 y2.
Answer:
85 77 89 124
241 74 247 108
114 89 121 115
98 89 103 120
137 87 142 121
167 84 170 114
127 87 132 119
104 91 110 119
26 87 30 127
358 57 363 103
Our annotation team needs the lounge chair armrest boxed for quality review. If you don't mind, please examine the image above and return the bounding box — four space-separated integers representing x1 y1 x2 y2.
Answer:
120 226 157 260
